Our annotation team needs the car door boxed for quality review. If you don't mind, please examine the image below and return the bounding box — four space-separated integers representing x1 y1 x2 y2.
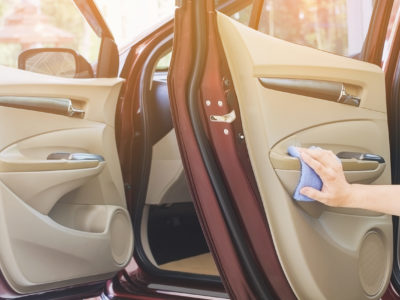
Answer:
0 2 133 298
0 66 133 297
169 1 393 299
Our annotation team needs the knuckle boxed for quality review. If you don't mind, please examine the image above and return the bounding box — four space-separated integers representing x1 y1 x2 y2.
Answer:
314 163 323 172
325 170 336 180
333 164 342 172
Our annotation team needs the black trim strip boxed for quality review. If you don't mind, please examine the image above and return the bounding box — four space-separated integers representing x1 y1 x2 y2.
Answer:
130 35 223 287
187 1 273 299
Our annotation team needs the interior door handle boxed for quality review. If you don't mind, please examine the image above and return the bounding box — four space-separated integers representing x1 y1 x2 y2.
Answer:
336 152 385 163
0 96 85 118
258 78 361 106
47 152 105 162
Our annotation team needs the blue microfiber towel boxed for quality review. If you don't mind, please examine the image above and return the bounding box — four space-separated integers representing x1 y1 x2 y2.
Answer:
287 146 322 201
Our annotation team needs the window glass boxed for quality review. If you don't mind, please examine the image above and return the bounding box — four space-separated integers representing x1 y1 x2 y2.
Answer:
0 0 100 69
382 0 400 63
156 51 172 71
258 0 375 57
94 0 175 47
153 2 253 73
231 4 253 26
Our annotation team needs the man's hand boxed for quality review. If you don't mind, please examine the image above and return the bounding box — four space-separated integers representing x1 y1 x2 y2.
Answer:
298 147 353 207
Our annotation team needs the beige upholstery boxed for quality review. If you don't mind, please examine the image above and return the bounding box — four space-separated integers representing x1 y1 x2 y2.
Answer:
146 130 192 205
0 66 133 294
218 13 392 300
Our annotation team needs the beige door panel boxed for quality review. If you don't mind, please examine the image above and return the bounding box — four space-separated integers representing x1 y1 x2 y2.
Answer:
146 130 192 205
0 66 133 294
218 13 392 300
0 164 104 215
0 186 132 292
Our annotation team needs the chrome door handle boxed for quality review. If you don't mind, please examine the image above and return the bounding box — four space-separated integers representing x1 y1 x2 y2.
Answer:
0 96 85 118
336 152 385 163
47 152 104 162
258 78 361 107
337 86 361 106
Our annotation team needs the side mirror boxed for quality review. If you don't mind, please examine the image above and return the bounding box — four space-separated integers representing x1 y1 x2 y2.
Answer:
18 48 94 78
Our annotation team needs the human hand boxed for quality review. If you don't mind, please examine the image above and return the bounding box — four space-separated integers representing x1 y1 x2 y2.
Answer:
298 147 353 207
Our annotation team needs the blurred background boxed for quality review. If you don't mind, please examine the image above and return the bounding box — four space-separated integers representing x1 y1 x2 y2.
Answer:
0 0 398 68
0 0 175 67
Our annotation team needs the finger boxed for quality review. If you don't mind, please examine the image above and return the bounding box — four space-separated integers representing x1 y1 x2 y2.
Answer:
300 151 330 181
305 148 338 169
300 187 326 202
296 147 306 153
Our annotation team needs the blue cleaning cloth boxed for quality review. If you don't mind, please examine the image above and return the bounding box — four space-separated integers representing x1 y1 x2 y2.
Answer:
287 146 322 201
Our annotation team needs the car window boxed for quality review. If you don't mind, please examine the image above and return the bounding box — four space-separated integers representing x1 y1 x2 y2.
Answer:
230 3 253 26
153 3 254 73
257 0 375 57
0 0 100 70
94 0 175 48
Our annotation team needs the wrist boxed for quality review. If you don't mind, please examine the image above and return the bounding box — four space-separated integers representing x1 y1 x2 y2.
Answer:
343 184 360 208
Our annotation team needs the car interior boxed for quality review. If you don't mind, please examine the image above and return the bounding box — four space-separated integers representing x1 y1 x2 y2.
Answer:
134 51 220 277
0 32 220 300
1 0 400 298
0 66 133 294
216 12 392 299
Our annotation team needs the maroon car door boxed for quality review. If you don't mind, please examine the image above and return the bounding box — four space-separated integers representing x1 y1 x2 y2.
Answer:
169 1 393 299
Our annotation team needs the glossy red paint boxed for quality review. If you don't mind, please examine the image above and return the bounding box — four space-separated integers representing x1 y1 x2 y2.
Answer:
115 18 173 213
361 0 394 65
105 260 220 300
199 3 296 299
168 0 259 298
248 0 263 29
385 4 400 89
383 283 400 300
0 271 18 299
384 3 400 298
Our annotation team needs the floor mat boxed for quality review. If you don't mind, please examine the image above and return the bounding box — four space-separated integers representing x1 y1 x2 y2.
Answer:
148 203 210 264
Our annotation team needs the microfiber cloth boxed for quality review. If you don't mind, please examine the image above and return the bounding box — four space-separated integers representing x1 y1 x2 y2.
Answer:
287 146 322 201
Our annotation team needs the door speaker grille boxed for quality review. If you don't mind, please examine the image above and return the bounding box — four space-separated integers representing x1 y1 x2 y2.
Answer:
358 230 388 296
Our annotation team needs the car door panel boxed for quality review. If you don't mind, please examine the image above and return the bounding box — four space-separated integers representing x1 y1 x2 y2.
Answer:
0 66 133 294
217 12 392 300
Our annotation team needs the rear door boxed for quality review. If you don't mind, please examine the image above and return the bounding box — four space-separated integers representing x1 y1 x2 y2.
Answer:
169 1 392 299
218 13 391 299
0 1 133 297
0 66 133 296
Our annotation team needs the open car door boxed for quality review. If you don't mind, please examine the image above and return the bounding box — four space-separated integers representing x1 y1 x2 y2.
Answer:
169 1 392 299
0 67 133 297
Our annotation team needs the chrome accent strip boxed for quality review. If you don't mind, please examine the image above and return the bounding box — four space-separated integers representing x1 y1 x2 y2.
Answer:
337 84 361 106
0 96 85 117
47 152 104 162
258 77 360 107
148 283 229 299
